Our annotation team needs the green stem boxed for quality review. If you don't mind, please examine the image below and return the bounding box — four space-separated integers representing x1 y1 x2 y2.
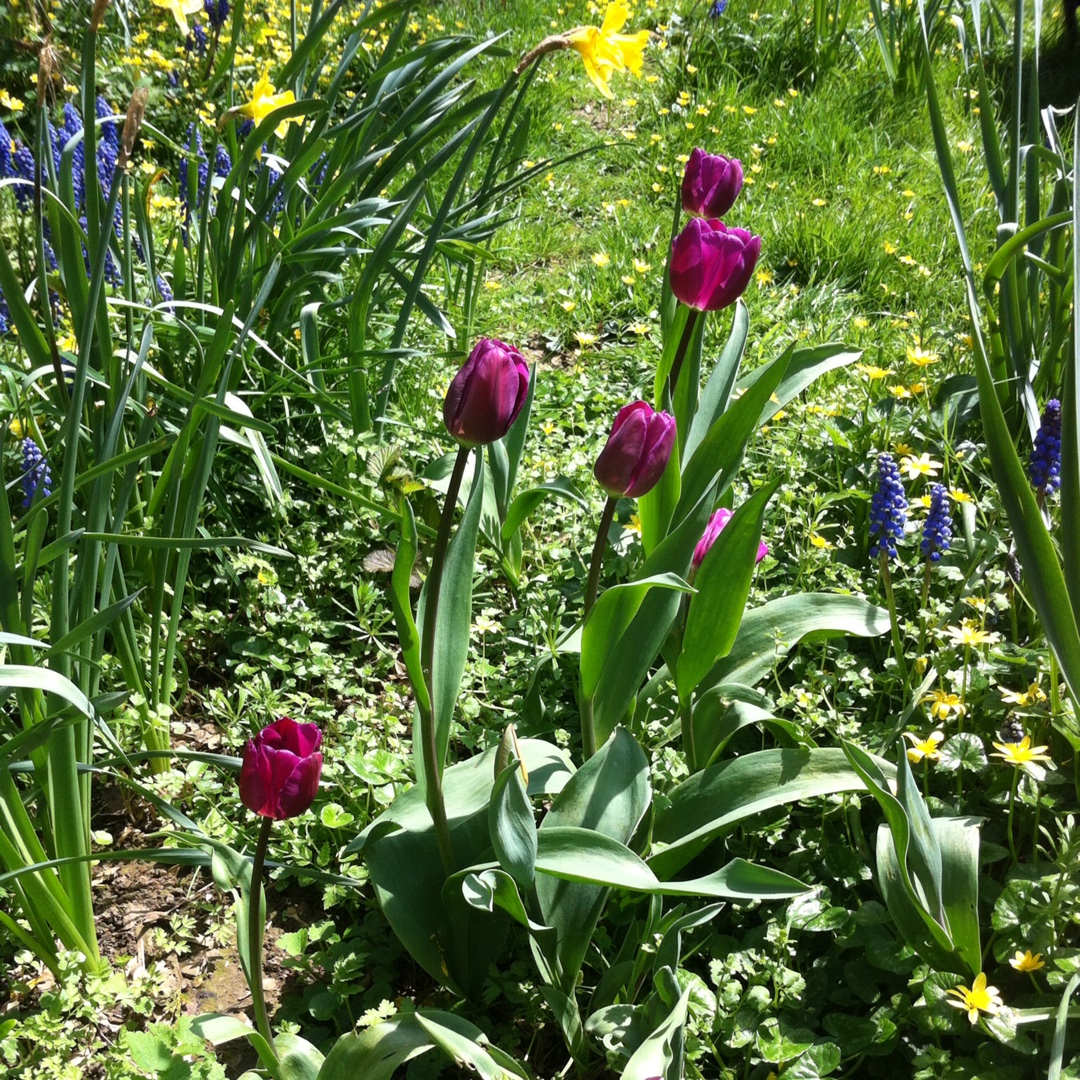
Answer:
248 815 278 1065
880 554 908 684
680 697 697 774
918 556 932 653
580 496 617 760
418 444 471 874
1006 767 1019 865
665 308 700 402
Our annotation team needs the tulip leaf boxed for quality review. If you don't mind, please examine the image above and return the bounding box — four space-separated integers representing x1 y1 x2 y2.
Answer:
389 499 429 715
501 478 588 542
695 593 891 694
637 438 682 557
489 761 537 890
317 1009 530 1080
580 573 694 701
738 342 863 427
620 978 690 1080
536 728 650 996
683 299 750 463
674 345 789 527
591 491 715 746
536 829 808 900
649 748 887 879
426 449 485 780
676 480 778 704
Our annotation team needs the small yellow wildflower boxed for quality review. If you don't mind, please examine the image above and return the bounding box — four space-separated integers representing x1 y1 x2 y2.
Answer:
591 252 611 267
0 89 25 113
1000 682 1047 707
628 321 650 335
907 345 938 367
633 258 651 274
991 736 1052 767
856 364 893 380
943 621 1001 648
626 513 643 537
900 453 943 480
946 973 1002 1024
904 730 945 763
575 330 598 346
1009 950 1045 972
923 690 965 721
561 300 576 312
809 533 834 550
950 489 973 503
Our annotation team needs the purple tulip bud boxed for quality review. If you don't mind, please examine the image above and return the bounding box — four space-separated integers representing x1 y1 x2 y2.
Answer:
669 218 761 312
692 507 769 571
681 148 743 219
443 338 531 448
593 401 677 499
239 717 323 820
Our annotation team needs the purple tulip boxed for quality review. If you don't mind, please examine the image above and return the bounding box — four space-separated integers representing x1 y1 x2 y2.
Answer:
692 507 769 571
593 401 677 499
669 218 761 312
681 148 743 219
443 338 531 447
240 718 323 820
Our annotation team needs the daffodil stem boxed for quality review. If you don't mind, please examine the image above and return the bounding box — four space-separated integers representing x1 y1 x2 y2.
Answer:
580 497 617 760
1006 767 1019 865
879 555 908 685
248 815 278 1068
666 308 700 403
419 444 471 875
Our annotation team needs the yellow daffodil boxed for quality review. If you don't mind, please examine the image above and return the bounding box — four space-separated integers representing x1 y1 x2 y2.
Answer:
922 690 965 721
151 0 203 35
943 620 1001 648
565 1 650 100
238 72 297 138
900 452 943 479
1009 949 1045 972
991 735 1052 767
946 973 1002 1024
904 730 945 763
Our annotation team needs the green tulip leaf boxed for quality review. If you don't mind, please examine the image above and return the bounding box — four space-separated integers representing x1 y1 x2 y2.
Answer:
580 573 694 701
650 748 887 878
489 761 537 889
676 480 779 703
501 478 588 542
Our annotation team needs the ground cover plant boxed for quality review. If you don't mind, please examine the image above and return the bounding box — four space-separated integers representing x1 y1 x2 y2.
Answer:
0 0 1076 1076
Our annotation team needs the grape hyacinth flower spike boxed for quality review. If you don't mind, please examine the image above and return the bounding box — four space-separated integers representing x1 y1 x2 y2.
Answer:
21 438 52 507
921 483 952 563
1029 398 1061 503
869 453 907 560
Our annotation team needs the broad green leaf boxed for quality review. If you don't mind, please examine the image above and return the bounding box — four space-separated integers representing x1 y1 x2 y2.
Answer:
389 500 429 715
936 816 982 974
0 665 94 720
677 481 778 702
501 479 587 541
738 343 862 427
650 748 885 878
698 593 890 694
693 694 808 769
581 573 694 701
277 1033 324 1080
536 728 649 995
489 762 537 889
622 979 691 1080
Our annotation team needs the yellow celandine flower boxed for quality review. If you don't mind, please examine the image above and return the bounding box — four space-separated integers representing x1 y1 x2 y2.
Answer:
633 258 651 274
900 452 943 479
950 489 973 503
904 730 945 763
856 363 893 380
943 620 1001 648
150 0 203 35
565 2 649 100
907 345 938 366
923 689 965 721
946 973 1002 1024
1009 949 1045 972
238 72 297 138
626 513 643 537
991 735 1052 767
1000 682 1047 707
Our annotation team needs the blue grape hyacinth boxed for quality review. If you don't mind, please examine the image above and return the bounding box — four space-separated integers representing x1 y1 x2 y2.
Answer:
921 483 953 562
21 437 52 507
1029 398 1062 498
869 453 907 560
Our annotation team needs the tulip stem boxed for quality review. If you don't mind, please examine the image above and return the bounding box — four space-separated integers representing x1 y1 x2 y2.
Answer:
419 444 471 874
666 308 700 402
248 815 278 1068
580 496 617 760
